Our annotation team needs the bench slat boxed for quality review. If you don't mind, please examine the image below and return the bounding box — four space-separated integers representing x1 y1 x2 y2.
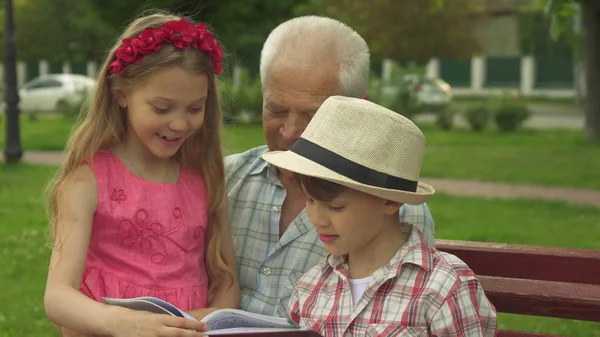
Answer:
437 240 600 285
479 276 600 322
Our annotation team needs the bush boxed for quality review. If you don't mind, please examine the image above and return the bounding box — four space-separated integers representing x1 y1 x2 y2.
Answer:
464 104 492 132
435 104 456 131
57 92 89 119
219 79 236 124
220 68 262 124
493 96 531 132
235 70 262 121
367 62 426 120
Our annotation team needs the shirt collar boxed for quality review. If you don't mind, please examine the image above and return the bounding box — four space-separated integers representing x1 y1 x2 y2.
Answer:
324 224 433 277
249 159 269 176
250 150 283 186
248 146 271 176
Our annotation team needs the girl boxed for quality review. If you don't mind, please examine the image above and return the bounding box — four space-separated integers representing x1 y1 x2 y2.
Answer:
43 11 239 337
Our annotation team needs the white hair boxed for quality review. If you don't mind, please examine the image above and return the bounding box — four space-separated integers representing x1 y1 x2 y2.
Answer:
260 16 370 98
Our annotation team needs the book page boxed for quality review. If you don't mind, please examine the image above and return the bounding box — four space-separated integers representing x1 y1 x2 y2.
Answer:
101 297 195 320
202 309 295 330
206 327 303 335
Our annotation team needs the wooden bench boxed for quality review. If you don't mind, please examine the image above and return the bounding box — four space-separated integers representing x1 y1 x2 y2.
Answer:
436 240 600 337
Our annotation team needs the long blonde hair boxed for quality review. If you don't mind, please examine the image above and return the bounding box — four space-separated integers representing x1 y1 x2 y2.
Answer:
46 10 234 299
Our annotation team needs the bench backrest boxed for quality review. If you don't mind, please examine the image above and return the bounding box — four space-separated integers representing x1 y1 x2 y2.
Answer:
436 240 600 337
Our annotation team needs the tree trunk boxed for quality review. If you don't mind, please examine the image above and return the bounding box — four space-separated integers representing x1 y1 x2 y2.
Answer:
582 0 600 142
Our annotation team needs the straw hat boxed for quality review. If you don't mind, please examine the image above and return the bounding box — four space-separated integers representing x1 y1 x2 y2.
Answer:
262 95 435 205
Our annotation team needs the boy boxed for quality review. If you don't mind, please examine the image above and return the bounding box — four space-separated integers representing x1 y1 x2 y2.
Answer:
262 96 497 336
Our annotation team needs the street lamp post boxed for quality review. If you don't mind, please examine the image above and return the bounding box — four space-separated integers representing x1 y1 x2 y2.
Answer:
3 0 22 164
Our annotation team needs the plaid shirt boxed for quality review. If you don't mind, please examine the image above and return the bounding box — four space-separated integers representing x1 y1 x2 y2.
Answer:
288 224 497 337
225 146 436 317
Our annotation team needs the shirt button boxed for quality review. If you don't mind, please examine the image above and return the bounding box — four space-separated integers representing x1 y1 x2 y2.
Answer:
271 206 280 213
263 267 272 275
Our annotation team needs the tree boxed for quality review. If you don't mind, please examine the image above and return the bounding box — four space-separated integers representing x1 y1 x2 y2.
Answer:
87 0 312 73
545 0 600 143
320 0 485 62
14 0 113 62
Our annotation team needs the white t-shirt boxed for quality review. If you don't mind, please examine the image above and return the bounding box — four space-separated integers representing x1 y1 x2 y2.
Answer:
349 276 371 306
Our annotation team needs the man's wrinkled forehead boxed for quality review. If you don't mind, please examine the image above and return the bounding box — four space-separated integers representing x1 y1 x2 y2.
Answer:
264 94 325 115
263 61 339 107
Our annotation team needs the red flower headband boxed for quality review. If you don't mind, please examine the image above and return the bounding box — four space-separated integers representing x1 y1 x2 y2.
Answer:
108 19 223 75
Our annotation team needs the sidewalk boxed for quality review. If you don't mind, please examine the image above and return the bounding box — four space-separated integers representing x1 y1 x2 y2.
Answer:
3 151 600 208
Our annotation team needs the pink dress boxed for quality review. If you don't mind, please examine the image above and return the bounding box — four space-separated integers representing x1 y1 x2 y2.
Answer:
80 150 209 311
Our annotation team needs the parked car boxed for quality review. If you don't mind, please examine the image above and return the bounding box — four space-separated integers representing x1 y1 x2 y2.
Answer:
402 75 453 106
17 74 95 113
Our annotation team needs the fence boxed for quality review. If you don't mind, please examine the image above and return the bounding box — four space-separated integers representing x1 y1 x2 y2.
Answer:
1 55 582 99
421 55 581 98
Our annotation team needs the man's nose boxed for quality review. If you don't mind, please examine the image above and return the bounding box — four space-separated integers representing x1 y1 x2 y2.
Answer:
280 114 306 144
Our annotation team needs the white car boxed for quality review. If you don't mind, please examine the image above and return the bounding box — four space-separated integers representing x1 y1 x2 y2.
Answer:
17 74 95 112
403 75 453 106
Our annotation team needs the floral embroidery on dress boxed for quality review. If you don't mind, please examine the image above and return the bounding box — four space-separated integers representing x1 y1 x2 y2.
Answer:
119 208 202 264
110 189 127 204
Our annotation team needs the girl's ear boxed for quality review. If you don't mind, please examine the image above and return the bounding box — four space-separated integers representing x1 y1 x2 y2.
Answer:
383 200 403 215
115 92 127 108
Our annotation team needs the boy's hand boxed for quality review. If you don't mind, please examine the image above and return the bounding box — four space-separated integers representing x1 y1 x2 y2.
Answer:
187 307 219 321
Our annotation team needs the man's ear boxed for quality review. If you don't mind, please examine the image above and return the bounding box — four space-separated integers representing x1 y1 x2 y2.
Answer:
383 200 403 215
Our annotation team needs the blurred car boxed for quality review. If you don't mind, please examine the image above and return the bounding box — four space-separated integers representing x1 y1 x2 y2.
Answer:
402 74 453 106
17 74 95 112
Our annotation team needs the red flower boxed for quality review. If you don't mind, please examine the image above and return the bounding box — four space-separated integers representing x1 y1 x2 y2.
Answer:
107 19 224 75
212 39 223 59
194 31 212 51
213 63 223 75
109 60 125 74
195 22 207 31
115 38 139 64
136 28 165 53
162 19 195 48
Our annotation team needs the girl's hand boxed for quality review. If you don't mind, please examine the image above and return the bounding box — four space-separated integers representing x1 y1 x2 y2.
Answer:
187 307 219 321
111 309 209 337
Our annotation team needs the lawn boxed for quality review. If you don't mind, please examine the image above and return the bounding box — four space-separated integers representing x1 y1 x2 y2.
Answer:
0 163 599 336
2 115 598 189
226 123 600 189
453 95 582 109
0 114 74 151
0 116 600 189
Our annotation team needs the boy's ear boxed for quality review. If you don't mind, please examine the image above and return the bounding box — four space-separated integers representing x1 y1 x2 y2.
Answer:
383 200 403 215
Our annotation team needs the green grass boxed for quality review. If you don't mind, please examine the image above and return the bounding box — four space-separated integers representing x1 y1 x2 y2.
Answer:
222 122 265 155
0 164 599 336
453 95 582 109
0 164 58 336
1 116 600 189
0 114 75 151
222 124 600 189
418 124 600 189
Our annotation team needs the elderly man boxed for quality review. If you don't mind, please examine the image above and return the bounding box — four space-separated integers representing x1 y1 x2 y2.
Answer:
225 16 436 317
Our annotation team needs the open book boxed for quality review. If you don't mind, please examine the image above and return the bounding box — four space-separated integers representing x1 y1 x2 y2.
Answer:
102 296 321 336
